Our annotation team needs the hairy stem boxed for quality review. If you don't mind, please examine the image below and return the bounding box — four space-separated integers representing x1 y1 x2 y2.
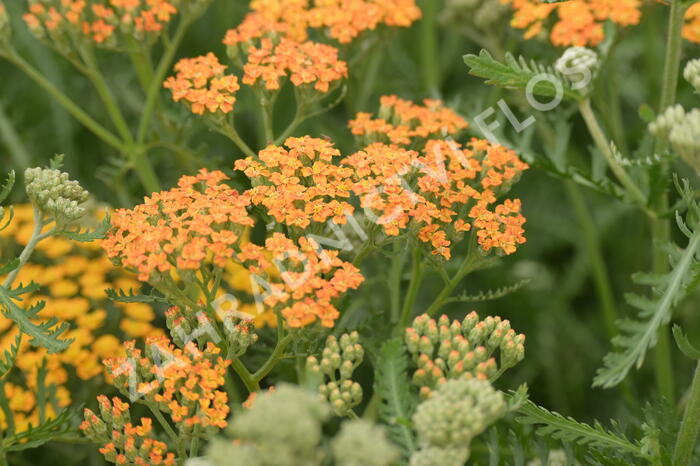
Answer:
674 360 700 466
398 247 424 330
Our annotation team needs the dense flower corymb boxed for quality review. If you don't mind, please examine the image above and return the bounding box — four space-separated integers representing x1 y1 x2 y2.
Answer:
164 53 241 115
103 169 253 281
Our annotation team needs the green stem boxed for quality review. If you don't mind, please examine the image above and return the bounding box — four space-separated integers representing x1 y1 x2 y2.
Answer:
419 0 439 95
0 102 31 171
146 403 180 448
649 0 687 404
137 17 192 144
424 250 483 317
275 105 305 145
2 209 50 288
231 358 259 393
398 247 423 330
220 120 257 159
578 99 648 209
189 425 201 458
389 242 407 325
260 94 275 144
564 182 618 338
2 51 125 152
674 360 700 466
253 334 293 382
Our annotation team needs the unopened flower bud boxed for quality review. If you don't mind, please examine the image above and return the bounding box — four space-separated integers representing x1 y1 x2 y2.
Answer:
555 47 599 91
25 164 89 225
649 105 686 140
684 58 700 94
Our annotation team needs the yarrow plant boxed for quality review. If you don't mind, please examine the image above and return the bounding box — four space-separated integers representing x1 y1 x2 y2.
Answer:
4 0 700 465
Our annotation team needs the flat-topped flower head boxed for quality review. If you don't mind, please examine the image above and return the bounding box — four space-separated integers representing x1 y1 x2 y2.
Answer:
235 136 354 229
164 53 240 115
25 165 90 225
502 0 641 46
342 136 528 259
103 169 253 282
242 38 347 93
237 233 364 327
349 95 468 146
23 0 178 48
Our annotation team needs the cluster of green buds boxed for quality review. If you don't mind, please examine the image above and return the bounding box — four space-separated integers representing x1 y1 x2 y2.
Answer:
410 379 506 466
405 312 525 398
307 332 364 416
650 105 700 176
439 0 509 33
685 58 700 95
331 420 400 466
223 314 258 356
555 46 599 92
24 164 89 226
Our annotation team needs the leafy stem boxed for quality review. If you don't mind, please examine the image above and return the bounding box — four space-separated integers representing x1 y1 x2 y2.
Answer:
2 208 52 288
398 246 424 330
674 359 700 466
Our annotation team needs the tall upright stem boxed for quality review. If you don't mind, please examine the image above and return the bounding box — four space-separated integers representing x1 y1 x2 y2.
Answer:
419 0 439 96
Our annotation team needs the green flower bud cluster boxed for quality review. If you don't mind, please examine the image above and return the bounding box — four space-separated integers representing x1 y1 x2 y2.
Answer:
307 332 364 416
684 58 700 95
405 312 525 398
650 106 700 176
439 0 509 32
410 379 506 466
24 165 89 225
225 384 331 466
202 385 398 466
331 419 400 466
223 315 258 356
555 47 599 90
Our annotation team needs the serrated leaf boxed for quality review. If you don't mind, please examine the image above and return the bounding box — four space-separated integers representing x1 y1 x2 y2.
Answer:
464 50 583 101
4 406 78 451
0 259 20 276
0 171 15 204
445 279 530 304
106 288 169 304
58 214 110 243
0 333 21 379
374 339 416 462
516 400 642 455
672 325 700 360
594 216 700 387
0 285 73 353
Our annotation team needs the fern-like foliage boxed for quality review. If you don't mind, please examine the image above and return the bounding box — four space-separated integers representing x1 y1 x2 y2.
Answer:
0 283 72 353
106 287 170 304
374 338 416 463
464 50 583 101
4 406 78 451
0 333 21 379
593 181 700 388
0 170 14 204
516 400 643 457
672 324 700 360
58 214 111 242
445 279 530 304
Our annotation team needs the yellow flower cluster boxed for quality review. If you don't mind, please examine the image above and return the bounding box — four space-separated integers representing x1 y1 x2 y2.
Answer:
0 204 163 432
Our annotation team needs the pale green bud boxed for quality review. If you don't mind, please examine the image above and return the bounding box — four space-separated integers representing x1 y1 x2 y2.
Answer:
669 109 700 173
555 47 599 91
332 420 399 466
684 58 700 94
24 165 89 225
410 446 470 466
649 105 686 140
412 379 505 449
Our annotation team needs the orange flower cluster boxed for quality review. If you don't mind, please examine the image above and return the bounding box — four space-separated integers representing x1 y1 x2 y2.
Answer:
223 0 420 46
237 233 364 327
502 0 641 46
103 169 253 281
343 137 528 258
81 396 176 465
235 136 354 228
685 4 700 44
242 38 347 92
349 95 469 146
23 0 177 46
164 53 240 115
104 337 231 430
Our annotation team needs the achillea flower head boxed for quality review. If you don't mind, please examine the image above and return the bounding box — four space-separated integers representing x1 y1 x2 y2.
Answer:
23 0 178 48
103 169 253 281
555 46 599 90
81 398 177 465
649 105 686 140
24 165 89 225
242 37 347 93
307 332 364 416
668 109 700 174
343 133 528 258
502 0 641 46
405 313 525 397
237 233 364 328
104 337 231 431
410 446 470 466
350 96 468 146
164 53 240 115
235 136 354 229
331 419 400 466
411 378 506 463
684 58 700 94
